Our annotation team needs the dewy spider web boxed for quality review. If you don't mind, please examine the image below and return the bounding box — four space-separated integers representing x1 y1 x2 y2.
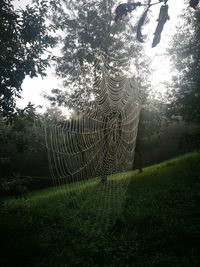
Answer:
42 9 142 234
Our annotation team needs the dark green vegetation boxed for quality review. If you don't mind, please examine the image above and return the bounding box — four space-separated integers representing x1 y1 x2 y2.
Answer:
0 0 55 119
1 152 200 267
169 9 200 126
0 105 50 197
167 6 200 147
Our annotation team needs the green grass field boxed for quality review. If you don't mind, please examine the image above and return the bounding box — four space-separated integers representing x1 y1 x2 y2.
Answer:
1 152 200 267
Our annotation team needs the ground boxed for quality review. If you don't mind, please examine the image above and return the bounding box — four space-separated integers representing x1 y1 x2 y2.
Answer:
0 152 200 267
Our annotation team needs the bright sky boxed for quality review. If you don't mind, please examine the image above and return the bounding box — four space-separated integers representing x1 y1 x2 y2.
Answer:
143 0 185 97
13 0 187 110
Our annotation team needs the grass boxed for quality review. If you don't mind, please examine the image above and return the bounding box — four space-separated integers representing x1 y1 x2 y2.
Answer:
0 152 200 267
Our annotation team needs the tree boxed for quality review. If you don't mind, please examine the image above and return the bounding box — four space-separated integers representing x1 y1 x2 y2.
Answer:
46 0 146 110
44 0 151 183
168 9 200 125
0 0 56 119
134 99 165 172
0 103 50 197
167 8 200 147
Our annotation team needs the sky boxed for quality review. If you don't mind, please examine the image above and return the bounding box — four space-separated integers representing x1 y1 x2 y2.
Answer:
13 0 187 110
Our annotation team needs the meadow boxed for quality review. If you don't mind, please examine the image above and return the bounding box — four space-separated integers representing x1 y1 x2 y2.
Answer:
1 152 200 267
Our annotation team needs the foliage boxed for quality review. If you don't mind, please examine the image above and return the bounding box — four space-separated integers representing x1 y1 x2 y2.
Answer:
168 9 200 126
134 99 166 171
166 9 200 150
0 0 56 119
45 0 147 110
1 152 200 266
0 175 30 198
0 103 50 196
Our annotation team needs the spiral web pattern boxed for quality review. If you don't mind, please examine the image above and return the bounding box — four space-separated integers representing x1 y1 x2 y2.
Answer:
43 17 142 233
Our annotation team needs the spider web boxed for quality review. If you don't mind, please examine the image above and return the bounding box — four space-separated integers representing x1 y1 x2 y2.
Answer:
42 11 142 234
